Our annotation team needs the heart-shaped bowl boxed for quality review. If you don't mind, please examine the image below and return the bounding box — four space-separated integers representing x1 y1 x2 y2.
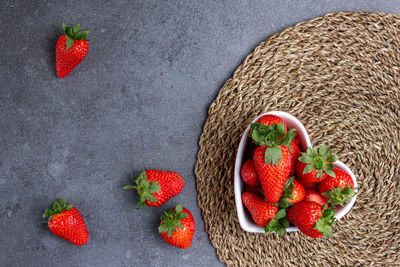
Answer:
234 111 358 233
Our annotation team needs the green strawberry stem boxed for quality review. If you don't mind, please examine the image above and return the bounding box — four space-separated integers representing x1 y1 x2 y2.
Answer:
123 171 161 208
322 186 358 206
313 205 336 236
265 209 289 236
298 144 338 179
249 122 297 165
158 204 188 238
278 177 295 209
62 23 92 51
42 199 73 221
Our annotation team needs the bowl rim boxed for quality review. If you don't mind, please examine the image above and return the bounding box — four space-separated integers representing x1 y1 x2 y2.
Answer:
234 111 358 233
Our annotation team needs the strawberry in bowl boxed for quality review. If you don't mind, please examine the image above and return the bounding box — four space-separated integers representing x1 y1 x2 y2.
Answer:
234 111 358 237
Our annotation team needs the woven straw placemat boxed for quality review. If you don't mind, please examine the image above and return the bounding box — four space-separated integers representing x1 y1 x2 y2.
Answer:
194 11 400 266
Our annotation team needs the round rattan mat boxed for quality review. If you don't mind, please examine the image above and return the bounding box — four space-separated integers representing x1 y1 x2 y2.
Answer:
194 11 400 266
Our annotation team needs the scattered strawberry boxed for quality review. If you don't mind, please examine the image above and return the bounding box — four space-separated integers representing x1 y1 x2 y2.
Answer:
257 114 287 133
287 201 336 238
43 199 88 245
288 141 301 176
242 192 278 227
244 184 263 195
296 144 338 183
124 170 184 207
158 204 195 249
249 122 296 203
56 23 91 78
241 159 260 186
319 168 357 206
305 189 328 208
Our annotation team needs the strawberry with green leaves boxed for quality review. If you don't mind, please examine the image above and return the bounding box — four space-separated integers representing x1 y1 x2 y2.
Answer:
158 204 195 249
250 122 297 203
257 114 287 133
278 177 305 209
43 199 89 245
265 209 290 236
287 201 336 238
319 168 357 206
124 170 184 207
296 144 338 183
56 23 91 78
288 141 301 176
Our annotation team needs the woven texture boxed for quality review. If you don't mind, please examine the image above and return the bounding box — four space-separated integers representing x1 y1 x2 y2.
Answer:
195 11 400 266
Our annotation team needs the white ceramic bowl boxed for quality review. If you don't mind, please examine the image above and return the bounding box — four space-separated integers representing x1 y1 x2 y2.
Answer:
234 111 358 233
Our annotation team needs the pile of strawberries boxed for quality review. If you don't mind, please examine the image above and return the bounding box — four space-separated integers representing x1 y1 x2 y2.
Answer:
241 114 357 238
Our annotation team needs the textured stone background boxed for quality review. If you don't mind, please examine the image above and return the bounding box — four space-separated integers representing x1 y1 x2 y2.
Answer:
1 1 399 266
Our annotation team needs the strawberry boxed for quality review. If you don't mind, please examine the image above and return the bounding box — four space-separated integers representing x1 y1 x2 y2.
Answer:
244 184 263 195
158 204 195 249
241 159 260 186
305 189 328 208
296 144 338 183
279 177 305 209
298 178 318 189
242 192 278 227
257 114 287 133
288 141 301 176
43 199 88 245
124 170 184 208
56 23 91 78
249 122 296 203
287 201 336 238
319 168 357 206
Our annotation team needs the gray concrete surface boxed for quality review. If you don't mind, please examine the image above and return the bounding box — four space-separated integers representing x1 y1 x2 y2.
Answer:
1 1 399 266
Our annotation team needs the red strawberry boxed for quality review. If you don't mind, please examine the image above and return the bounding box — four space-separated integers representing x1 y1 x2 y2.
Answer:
257 114 287 133
56 23 91 78
253 145 291 203
159 204 195 249
245 184 263 195
124 170 184 207
305 189 328 208
241 159 260 186
319 168 357 206
43 199 88 245
298 178 318 189
278 177 306 209
296 144 338 183
242 192 278 227
288 141 301 176
249 122 296 203
287 201 336 238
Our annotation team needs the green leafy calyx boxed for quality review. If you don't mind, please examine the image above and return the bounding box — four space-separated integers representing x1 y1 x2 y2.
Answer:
298 144 338 179
249 123 297 165
322 186 358 206
158 204 188 238
314 205 336 236
42 199 73 221
62 22 91 51
265 209 289 236
278 177 295 209
123 171 161 208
